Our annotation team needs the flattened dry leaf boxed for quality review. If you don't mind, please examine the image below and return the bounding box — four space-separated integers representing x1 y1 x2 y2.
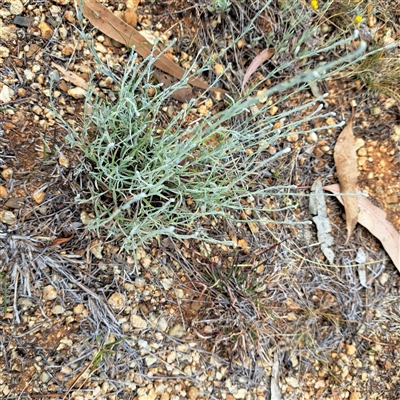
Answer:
309 178 335 264
50 234 74 247
242 48 274 90
333 110 358 244
324 184 400 272
153 69 194 102
52 62 89 90
81 0 227 94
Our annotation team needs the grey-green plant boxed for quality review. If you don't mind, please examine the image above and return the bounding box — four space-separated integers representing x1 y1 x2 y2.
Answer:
51 1 394 268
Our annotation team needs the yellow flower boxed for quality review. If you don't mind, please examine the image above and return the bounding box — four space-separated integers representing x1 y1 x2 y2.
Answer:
354 15 363 24
311 0 318 10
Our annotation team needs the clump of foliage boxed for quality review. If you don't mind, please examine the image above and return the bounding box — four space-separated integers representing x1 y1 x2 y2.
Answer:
51 1 384 260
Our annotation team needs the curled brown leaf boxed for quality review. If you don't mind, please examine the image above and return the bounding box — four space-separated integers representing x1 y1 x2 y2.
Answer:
81 0 227 94
241 48 274 90
324 184 399 272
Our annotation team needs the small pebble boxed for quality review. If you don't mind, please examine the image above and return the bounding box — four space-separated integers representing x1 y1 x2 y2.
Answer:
314 379 325 389
99 77 113 88
187 386 199 400
61 43 74 56
68 87 86 99
9 0 24 15
160 278 173 291
43 285 58 301
256 89 268 103
0 46 10 58
107 292 126 311
52 305 65 315
387 195 398 204
90 239 103 259
370 107 381 116
33 191 46 204
287 312 297 321
214 64 224 75
379 272 390 286
157 318 168 332
286 133 299 142
306 132 318 143
38 21 53 38
131 314 147 329
0 86 14 103
326 116 336 126
354 137 365 150
169 323 185 338
269 105 278 116
145 355 157 366
94 42 108 54
233 388 247 399
59 156 70 168
40 371 51 383
65 10 75 23
4 197 24 209
0 185 8 198
0 210 16 225
285 376 299 388
346 344 357 356
13 15 31 27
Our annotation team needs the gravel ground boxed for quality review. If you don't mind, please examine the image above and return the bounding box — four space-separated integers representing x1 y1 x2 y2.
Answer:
1 0 400 399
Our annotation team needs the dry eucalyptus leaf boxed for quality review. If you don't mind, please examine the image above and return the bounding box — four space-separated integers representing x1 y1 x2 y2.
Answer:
49 234 74 247
241 48 274 90
333 110 358 244
324 184 400 272
82 0 227 95
153 69 194 103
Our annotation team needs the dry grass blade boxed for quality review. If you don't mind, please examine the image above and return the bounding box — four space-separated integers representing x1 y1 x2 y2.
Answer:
241 48 274 90
81 0 227 93
324 184 400 271
333 109 358 244
49 234 74 247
